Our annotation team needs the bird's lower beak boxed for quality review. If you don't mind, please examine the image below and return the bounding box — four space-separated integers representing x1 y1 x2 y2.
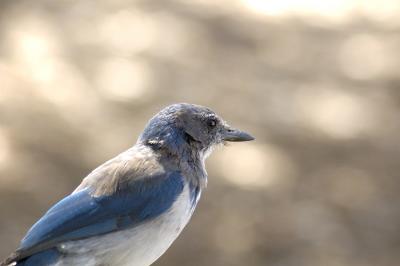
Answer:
222 127 255 142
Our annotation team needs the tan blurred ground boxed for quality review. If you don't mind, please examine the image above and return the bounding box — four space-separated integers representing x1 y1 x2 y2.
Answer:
1 1 400 266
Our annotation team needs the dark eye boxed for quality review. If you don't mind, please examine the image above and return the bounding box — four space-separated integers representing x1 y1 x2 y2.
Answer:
207 118 217 128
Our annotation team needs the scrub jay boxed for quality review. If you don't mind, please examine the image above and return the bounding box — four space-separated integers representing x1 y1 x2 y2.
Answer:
2 103 254 266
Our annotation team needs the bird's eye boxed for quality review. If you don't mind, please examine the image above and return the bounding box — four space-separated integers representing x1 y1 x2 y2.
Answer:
207 118 217 128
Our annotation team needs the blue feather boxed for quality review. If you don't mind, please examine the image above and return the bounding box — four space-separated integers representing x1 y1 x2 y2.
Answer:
18 249 60 266
16 172 185 260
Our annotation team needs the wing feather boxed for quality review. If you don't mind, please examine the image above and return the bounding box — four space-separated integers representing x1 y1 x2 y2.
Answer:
11 171 184 262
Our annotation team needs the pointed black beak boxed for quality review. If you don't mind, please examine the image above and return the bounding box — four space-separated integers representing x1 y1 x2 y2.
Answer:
222 127 255 142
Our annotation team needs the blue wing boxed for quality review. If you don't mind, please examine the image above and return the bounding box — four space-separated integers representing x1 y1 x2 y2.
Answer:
14 171 184 261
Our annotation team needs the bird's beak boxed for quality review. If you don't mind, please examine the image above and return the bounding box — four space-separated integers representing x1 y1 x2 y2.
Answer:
222 126 255 142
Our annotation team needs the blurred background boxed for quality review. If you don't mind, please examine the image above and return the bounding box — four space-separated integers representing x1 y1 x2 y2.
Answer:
1 0 400 266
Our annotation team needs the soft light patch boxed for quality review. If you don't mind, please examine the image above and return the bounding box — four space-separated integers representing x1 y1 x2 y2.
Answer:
296 86 374 139
33 60 90 107
240 0 351 21
99 10 158 55
96 58 152 102
0 63 19 103
0 129 11 170
339 34 388 80
361 0 400 25
213 143 292 189
8 16 60 69
239 0 400 26
3 15 90 108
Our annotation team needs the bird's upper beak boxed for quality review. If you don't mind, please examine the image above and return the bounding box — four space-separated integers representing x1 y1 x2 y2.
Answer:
222 126 255 142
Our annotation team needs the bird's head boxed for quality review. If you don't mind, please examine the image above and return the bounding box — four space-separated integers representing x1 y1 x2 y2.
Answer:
139 103 254 158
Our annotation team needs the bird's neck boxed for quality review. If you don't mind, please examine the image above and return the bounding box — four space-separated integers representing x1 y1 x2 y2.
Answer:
179 146 208 189
140 145 207 189
162 144 208 189
138 126 208 188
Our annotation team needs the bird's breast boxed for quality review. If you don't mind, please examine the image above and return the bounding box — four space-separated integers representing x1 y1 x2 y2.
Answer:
58 183 201 266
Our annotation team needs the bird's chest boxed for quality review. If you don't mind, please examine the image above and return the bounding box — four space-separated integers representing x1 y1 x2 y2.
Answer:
106 184 200 266
59 184 200 266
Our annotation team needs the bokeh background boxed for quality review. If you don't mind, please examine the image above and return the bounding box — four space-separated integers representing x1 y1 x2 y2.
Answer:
1 1 400 266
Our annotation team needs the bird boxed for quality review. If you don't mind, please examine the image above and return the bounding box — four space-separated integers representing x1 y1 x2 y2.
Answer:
2 103 254 266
